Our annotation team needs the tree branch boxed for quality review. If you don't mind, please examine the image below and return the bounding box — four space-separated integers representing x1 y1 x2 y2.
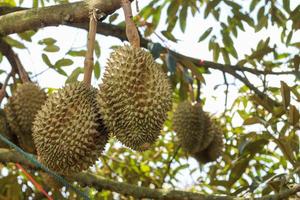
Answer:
0 1 124 36
0 38 30 82
0 148 299 200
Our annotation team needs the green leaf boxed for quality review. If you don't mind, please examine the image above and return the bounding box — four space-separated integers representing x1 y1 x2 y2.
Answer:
179 5 188 32
68 50 86 57
3 37 26 49
41 53 53 68
229 157 250 186
286 31 293 45
94 61 101 79
94 41 101 58
167 0 180 18
38 38 57 45
213 43 220 62
243 117 264 125
66 67 84 83
198 27 213 42
44 45 60 52
250 0 260 12
55 58 73 68
140 164 150 173
18 30 36 42
221 48 231 64
56 67 67 77
204 0 221 18
161 31 177 42
280 81 290 109
109 13 119 23
282 0 290 12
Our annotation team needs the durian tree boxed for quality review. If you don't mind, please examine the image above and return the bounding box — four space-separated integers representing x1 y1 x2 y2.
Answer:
0 0 299 199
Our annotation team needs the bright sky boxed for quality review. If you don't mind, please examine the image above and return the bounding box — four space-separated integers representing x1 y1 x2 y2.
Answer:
0 0 299 190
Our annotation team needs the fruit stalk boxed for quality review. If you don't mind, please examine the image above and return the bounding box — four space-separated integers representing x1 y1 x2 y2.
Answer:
121 0 140 48
83 9 98 85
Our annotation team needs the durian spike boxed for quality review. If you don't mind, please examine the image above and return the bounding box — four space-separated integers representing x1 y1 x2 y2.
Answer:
121 0 140 48
14 53 30 83
83 9 98 85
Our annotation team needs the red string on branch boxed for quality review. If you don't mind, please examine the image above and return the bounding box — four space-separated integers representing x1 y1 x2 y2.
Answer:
15 163 54 200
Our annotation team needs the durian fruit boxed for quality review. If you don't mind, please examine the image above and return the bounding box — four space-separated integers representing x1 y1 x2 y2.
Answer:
173 101 214 154
0 109 18 148
97 45 172 151
32 82 108 175
193 119 224 163
4 82 47 153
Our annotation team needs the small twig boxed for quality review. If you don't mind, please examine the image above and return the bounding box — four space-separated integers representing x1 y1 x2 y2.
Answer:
223 72 229 115
135 0 139 12
100 156 121 179
161 145 181 186
14 53 30 83
121 0 140 47
0 72 12 105
83 9 98 85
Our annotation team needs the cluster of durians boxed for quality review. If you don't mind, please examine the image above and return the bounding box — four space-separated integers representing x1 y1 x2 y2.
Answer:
0 46 172 175
173 101 224 163
32 46 171 174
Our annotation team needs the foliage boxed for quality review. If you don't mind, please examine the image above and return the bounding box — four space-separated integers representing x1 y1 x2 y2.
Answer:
0 0 299 199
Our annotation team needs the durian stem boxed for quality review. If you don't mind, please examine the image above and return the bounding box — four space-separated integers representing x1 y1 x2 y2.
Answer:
14 53 30 83
188 83 195 103
83 9 98 86
121 0 140 48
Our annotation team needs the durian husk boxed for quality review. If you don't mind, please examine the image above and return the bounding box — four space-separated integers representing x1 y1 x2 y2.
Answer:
192 119 224 163
32 82 108 175
4 82 47 153
173 101 214 154
97 45 172 151
0 109 18 148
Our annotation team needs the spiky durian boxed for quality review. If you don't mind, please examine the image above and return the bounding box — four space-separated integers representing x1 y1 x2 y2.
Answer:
4 82 47 153
0 109 17 148
173 101 214 154
97 45 172 151
193 120 224 163
32 82 108 175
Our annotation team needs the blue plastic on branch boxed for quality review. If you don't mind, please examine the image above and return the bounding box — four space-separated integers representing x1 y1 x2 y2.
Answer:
0 134 90 200
148 42 164 59
166 52 177 74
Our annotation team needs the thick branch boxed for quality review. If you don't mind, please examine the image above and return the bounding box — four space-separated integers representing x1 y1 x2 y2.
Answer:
0 38 30 81
0 149 299 200
0 148 235 200
0 1 124 36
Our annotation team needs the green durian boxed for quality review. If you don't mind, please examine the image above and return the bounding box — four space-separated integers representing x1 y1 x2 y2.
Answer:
32 82 108 174
97 45 172 151
4 82 47 153
173 101 214 154
193 119 224 163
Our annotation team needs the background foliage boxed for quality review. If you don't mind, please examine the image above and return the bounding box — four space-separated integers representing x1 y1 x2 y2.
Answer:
0 0 299 199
